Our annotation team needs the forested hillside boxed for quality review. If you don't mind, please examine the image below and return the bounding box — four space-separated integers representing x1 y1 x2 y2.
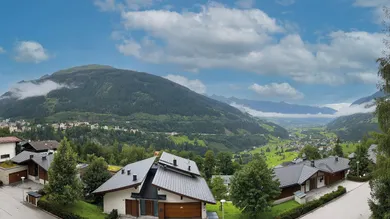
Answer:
0 65 288 138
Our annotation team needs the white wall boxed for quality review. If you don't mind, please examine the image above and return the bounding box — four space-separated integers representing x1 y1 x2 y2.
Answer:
103 187 140 215
0 142 16 162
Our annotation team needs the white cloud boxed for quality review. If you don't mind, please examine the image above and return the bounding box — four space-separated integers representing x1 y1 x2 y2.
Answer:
14 41 50 63
100 2 385 85
347 72 380 84
322 103 351 111
94 0 157 11
164 75 207 94
7 80 74 100
231 102 376 119
235 0 255 9
0 47 5 54
249 82 304 100
353 0 389 23
276 0 295 6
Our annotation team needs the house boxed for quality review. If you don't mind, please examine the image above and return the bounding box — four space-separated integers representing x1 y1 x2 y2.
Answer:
21 140 59 153
274 156 350 200
368 144 377 164
11 151 54 185
93 152 216 219
0 136 21 162
211 175 232 187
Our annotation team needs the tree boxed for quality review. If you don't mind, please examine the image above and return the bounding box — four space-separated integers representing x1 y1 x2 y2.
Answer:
350 144 371 176
230 155 280 217
82 155 111 200
0 127 10 137
369 7 390 219
47 138 82 205
300 145 321 160
216 152 234 175
204 150 215 180
333 138 344 157
211 176 228 201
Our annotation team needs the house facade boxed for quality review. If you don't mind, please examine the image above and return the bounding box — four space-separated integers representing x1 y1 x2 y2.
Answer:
94 152 216 219
0 137 29 185
0 136 21 162
274 156 350 200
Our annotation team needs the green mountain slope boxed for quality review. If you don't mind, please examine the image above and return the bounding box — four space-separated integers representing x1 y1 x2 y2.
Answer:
326 113 380 141
0 65 288 138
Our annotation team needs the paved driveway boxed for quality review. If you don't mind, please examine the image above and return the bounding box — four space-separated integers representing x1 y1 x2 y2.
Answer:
0 182 55 219
302 182 371 219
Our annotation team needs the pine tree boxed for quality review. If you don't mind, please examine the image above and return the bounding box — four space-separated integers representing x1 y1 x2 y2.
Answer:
47 137 82 205
369 6 390 219
204 150 215 180
333 138 344 157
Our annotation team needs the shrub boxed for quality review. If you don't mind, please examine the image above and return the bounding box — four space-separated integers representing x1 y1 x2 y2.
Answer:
276 186 346 219
0 180 3 187
37 197 86 219
347 174 372 182
105 209 118 219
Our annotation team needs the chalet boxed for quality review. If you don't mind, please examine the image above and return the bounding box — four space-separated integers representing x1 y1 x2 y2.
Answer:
0 136 21 162
94 152 216 219
274 156 350 200
0 136 28 184
11 151 54 185
21 140 59 153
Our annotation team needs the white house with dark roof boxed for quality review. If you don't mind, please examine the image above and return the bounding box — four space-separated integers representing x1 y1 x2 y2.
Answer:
93 152 216 219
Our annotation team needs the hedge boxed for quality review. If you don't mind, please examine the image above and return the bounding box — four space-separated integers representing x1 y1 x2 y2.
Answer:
276 186 346 219
105 209 118 219
347 174 372 182
37 197 87 219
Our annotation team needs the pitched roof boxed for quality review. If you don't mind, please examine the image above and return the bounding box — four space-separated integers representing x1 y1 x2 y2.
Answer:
0 136 21 144
152 166 216 204
211 175 233 185
93 157 156 194
306 156 350 173
11 151 54 171
274 163 318 188
368 144 377 164
158 152 200 176
23 140 59 151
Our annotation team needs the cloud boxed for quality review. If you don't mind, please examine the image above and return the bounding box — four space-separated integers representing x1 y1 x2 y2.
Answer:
235 0 255 9
353 0 389 23
322 103 351 111
0 47 5 54
249 82 304 100
7 80 73 100
14 41 50 63
99 2 385 85
94 0 157 11
276 0 295 6
164 75 207 94
231 102 376 119
346 72 380 84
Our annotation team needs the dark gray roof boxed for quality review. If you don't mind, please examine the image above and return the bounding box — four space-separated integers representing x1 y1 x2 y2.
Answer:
211 175 233 185
158 152 200 176
348 152 356 159
306 156 350 173
12 151 54 171
274 163 318 188
24 140 59 151
368 144 377 164
93 157 156 194
152 166 216 204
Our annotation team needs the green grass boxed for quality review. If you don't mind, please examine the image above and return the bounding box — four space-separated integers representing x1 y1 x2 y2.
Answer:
206 200 300 219
341 142 359 156
0 160 17 168
62 200 106 219
107 165 122 172
169 135 206 146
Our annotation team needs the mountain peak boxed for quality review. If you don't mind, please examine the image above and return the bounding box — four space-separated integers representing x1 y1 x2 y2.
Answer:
52 64 114 76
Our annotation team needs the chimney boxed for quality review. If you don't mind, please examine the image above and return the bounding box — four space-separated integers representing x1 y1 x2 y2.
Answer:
335 156 339 162
42 156 47 161
188 165 191 171
173 158 177 166
127 170 131 175
133 174 137 181
30 154 34 159
121 169 125 174
310 160 315 167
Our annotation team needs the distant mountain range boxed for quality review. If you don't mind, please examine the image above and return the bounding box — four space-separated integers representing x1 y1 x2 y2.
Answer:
0 65 288 138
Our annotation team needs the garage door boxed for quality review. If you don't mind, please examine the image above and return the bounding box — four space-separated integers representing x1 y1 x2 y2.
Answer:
165 203 201 218
9 170 27 184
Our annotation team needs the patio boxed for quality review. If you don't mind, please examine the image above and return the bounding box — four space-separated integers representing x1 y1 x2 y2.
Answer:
306 180 363 202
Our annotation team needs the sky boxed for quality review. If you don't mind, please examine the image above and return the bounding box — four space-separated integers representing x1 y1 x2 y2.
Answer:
0 0 389 108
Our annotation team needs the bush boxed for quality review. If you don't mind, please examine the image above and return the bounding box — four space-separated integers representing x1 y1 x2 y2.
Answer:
37 197 86 219
0 180 3 187
347 174 372 182
276 186 346 219
105 209 118 219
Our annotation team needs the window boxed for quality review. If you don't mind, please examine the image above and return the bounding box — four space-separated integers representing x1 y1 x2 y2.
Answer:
180 196 183 200
0 154 10 159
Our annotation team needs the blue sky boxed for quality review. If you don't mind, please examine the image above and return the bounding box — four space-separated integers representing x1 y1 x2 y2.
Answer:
0 0 388 106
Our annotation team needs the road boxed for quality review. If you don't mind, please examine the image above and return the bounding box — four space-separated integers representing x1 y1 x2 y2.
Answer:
302 182 371 219
0 185 55 219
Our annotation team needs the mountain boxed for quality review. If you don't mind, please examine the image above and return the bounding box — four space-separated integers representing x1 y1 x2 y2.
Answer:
0 65 288 138
351 91 386 106
211 95 337 114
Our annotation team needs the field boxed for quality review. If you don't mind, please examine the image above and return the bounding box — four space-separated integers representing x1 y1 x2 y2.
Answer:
206 200 299 219
341 142 359 156
169 135 206 146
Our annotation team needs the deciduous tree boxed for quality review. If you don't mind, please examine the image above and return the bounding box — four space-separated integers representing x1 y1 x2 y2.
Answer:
82 155 111 200
216 152 234 175
300 145 321 160
204 150 215 180
333 138 344 157
211 176 228 201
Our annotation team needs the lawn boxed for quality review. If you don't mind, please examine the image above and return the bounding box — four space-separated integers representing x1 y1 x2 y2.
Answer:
0 161 17 168
206 200 299 219
62 200 106 219
341 142 359 156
